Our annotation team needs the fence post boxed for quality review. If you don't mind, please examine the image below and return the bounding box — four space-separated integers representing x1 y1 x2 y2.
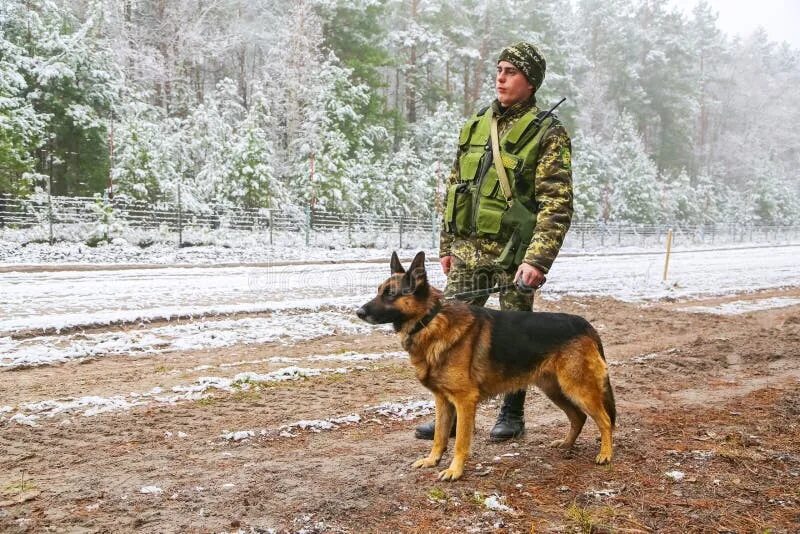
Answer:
177 182 183 247
347 213 352 245
268 208 274 246
663 228 673 281
305 205 311 246
46 150 54 244
47 188 54 245
399 216 404 249
431 212 437 250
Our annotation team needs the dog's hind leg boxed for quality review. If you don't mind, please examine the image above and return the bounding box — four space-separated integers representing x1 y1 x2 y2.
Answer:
537 375 587 449
413 394 454 469
438 392 479 481
558 374 614 465
552 339 615 465
585 400 614 465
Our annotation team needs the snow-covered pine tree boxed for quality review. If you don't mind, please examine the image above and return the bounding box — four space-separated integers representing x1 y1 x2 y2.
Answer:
608 112 661 224
0 18 45 195
571 130 609 222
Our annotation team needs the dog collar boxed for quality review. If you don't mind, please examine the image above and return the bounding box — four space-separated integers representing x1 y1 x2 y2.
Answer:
407 301 442 337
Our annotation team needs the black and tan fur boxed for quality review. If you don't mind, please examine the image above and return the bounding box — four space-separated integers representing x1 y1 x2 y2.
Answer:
356 251 616 481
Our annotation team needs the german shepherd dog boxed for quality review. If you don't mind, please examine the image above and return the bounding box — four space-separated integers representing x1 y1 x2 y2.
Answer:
356 251 616 481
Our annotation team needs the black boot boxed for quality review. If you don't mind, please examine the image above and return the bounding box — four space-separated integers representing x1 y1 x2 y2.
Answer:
489 390 526 441
414 417 457 440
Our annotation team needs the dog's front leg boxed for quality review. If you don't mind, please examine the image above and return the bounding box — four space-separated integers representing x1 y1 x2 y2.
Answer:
413 394 453 469
438 395 477 481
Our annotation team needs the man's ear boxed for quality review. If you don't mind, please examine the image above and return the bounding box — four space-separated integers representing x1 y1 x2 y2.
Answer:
390 251 405 274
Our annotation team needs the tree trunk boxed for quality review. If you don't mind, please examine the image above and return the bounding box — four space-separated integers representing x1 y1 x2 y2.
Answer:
404 0 418 123
462 60 470 116
468 10 491 112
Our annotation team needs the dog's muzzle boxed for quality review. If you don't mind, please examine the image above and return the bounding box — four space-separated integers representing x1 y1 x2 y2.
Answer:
356 306 376 324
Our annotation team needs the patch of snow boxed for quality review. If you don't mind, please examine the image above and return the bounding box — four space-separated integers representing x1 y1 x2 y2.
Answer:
482 494 514 513
139 486 163 495
9 413 39 426
0 313 375 369
368 400 434 420
308 351 406 362
21 396 145 418
221 430 255 442
281 414 360 433
7 366 354 420
585 488 621 499
665 470 685 481
678 297 800 315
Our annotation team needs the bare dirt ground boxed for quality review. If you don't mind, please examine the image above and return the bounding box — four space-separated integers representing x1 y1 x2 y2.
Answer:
2 288 799 533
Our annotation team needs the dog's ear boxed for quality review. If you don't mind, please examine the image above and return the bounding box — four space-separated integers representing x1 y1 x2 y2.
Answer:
405 251 428 294
390 251 405 274
408 251 426 274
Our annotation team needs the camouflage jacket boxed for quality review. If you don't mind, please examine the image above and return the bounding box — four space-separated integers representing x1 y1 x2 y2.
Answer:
439 95 573 274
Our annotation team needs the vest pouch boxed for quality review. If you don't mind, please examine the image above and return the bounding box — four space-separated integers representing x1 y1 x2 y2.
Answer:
475 169 506 236
444 183 473 236
494 199 537 269
458 151 484 182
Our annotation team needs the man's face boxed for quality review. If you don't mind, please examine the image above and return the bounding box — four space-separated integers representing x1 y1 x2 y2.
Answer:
495 60 534 107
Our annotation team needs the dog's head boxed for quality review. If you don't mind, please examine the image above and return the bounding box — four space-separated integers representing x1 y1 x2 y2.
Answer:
356 251 430 328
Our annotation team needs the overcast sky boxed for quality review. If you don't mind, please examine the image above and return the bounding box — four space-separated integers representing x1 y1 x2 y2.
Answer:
668 0 800 48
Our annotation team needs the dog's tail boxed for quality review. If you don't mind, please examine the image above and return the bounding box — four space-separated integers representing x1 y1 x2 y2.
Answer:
603 375 616 428
586 326 606 361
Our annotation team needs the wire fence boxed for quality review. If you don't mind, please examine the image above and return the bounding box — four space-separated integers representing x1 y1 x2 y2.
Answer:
1 194 799 251
0 194 439 250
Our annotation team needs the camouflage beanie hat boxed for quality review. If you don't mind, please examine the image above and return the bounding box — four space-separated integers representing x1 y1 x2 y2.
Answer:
498 42 546 91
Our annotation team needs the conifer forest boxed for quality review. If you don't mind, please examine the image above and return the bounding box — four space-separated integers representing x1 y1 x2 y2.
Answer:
2 0 799 225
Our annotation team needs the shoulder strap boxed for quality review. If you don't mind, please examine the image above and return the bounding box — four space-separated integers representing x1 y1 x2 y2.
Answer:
490 110 514 207
510 97 566 150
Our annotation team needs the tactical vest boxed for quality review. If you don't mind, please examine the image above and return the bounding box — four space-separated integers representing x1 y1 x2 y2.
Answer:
444 107 555 245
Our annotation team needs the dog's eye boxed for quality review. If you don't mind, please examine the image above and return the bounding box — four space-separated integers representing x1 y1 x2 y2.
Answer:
382 287 397 300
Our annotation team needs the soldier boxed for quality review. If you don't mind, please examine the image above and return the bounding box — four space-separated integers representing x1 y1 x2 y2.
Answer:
415 42 574 441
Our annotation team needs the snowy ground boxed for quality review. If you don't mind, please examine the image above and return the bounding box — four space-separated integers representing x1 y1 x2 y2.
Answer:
2 244 798 370
2 234 797 266
2 245 798 333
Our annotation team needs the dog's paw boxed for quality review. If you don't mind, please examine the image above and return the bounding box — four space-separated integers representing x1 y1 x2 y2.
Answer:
549 438 574 449
437 466 464 481
595 452 612 465
412 456 440 469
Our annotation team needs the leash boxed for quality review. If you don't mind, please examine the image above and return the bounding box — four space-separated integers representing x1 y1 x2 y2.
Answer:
450 278 544 301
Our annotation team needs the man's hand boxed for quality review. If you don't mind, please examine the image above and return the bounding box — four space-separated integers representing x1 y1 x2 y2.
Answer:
514 263 545 289
440 255 453 275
